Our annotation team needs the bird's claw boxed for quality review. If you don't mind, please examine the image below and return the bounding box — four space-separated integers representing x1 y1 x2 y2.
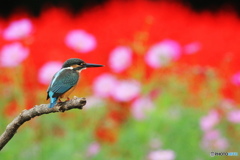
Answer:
58 97 70 102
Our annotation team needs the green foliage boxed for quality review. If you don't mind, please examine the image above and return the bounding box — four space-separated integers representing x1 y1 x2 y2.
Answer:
0 66 234 160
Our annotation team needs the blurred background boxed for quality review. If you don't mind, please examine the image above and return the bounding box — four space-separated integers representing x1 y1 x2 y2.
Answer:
0 0 240 159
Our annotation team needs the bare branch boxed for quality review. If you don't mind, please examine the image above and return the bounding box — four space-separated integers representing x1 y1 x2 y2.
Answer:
0 97 86 151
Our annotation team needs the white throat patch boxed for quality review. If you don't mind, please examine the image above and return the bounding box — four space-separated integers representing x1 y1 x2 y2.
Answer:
66 66 74 69
77 67 86 73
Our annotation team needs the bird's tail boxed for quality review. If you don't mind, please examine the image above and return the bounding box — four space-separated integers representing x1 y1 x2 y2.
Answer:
48 97 57 108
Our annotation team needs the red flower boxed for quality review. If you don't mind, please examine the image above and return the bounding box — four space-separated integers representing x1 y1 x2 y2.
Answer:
4 101 18 117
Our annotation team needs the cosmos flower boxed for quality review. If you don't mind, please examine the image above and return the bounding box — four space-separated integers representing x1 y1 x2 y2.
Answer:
149 138 162 149
200 110 219 131
231 72 240 86
131 96 154 120
0 42 29 67
109 46 132 73
148 150 176 160
93 73 118 98
219 99 235 110
145 39 181 68
65 30 96 53
38 61 62 85
85 96 105 109
3 19 33 40
86 142 100 157
183 42 201 54
201 129 228 151
227 110 240 123
111 80 141 102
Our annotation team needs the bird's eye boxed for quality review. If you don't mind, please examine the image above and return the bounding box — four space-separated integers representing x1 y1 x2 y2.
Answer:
80 63 84 66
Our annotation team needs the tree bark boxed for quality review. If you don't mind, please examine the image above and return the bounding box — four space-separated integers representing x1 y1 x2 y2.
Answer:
0 96 86 151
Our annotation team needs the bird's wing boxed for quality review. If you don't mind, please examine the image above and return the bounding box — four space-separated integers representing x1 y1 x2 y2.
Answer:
47 69 79 99
46 73 57 100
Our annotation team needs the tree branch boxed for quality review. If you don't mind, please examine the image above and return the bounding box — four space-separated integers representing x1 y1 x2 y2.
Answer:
0 96 86 151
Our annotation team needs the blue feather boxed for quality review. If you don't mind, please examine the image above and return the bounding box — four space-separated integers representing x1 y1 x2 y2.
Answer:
50 68 65 87
48 91 58 108
46 68 79 107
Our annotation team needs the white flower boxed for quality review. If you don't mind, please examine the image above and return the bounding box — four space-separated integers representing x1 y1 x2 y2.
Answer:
131 97 154 120
111 80 141 102
85 96 104 109
93 73 117 98
145 40 181 68
183 42 201 54
3 19 33 40
65 30 96 53
38 61 62 85
109 46 132 73
0 43 29 67
148 150 175 160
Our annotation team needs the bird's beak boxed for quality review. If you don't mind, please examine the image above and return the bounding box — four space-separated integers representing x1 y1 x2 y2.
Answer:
86 63 104 68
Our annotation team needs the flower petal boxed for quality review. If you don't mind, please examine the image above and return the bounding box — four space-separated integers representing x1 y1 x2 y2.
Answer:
65 30 96 53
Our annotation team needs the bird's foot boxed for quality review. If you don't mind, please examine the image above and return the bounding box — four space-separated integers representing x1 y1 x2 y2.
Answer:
57 97 70 103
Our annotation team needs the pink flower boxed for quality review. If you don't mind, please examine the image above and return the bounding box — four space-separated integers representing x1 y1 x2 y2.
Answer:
111 80 141 102
3 19 33 40
183 42 201 54
109 46 132 73
201 129 228 151
220 99 235 110
148 150 175 160
203 129 220 141
85 96 104 109
200 110 219 131
213 137 229 150
93 73 117 98
65 30 96 53
227 110 240 123
231 72 240 86
145 40 181 68
131 97 154 120
38 61 62 85
86 142 100 157
0 43 29 67
149 138 162 149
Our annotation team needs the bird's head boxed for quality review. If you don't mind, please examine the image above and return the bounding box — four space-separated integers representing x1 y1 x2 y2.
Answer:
62 58 103 72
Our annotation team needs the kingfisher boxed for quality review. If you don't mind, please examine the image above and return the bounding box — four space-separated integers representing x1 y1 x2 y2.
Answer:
46 58 103 108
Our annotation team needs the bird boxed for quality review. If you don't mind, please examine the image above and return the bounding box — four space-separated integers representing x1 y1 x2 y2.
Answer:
46 58 103 108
